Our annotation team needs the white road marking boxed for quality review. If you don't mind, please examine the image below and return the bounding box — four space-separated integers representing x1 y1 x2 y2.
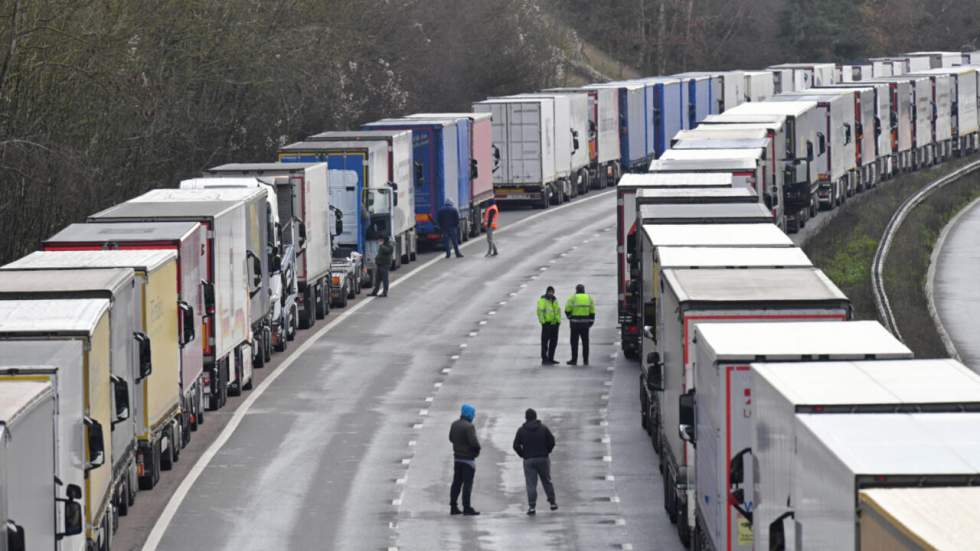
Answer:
141 190 615 550
450 355 460 360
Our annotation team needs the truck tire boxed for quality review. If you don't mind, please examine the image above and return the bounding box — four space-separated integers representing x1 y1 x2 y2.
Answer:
321 283 331 316
287 306 298 342
315 283 326 320
299 287 315 329
346 279 357 299
263 328 272 362
253 341 265 369
117 483 129 517
160 430 174 471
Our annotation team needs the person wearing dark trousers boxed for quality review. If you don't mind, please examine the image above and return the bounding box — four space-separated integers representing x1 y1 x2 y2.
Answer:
513 408 557 516
449 403 481 516
537 286 561 365
368 236 394 297
483 199 499 257
435 199 463 258
565 283 596 365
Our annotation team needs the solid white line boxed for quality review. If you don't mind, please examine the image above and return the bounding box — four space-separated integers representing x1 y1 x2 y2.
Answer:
141 189 614 550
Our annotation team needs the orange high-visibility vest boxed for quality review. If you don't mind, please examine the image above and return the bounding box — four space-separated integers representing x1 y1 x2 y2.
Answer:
483 204 499 230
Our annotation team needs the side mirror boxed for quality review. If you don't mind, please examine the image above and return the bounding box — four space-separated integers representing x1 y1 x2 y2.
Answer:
298 220 308 249
111 375 129 426
414 161 424 185
818 133 826 155
843 123 852 145
679 389 696 446
134 332 152 380
388 182 399 207
6 520 24 551
202 281 215 314
55 483 83 540
769 511 795 551
730 447 750 487
178 301 195 346
492 145 501 172
271 254 283 273
247 251 263 295
647 352 664 392
806 141 814 162
83 417 105 471
571 129 580 152
470 159 478 180
874 117 882 137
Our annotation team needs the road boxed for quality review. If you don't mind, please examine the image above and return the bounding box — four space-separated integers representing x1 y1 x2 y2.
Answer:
116 189 683 551
931 197 980 373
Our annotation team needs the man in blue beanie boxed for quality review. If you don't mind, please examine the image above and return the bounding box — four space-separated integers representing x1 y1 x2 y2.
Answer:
449 403 481 515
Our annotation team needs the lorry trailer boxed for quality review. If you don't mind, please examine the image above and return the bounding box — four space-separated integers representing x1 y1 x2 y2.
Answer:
858 487 980 550
505 93 591 195
542 87 622 188
582 81 652 171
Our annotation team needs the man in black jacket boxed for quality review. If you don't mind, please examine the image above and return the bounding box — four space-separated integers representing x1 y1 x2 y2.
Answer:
512 408 557 515
449 403 480 515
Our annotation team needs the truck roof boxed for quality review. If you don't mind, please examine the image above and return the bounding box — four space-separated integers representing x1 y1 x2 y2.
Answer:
702 113 787 124
672 138 771 150
754 358 980 406
618 172 735 189
0 268 133 296
650 158 761 172
859 487 980 550
583 81 645 91
662 267 847 303
5 250 176 272
280 140 387 153
768 62 835 69
309 129 411 140
364 118 454 129
656 246 812 268
206 162 322 175
698 320 909 360
644 223 791 247
45 221 200 244
0 298 109 336
913 67 978 76
180 178 269 194
659 148 765 161
92 198 238 220
674 128 772 141
797 412 980 474
0 380 52 425
636 187 758 202
724 101 817 117
639 202 772 223
407 112 491 121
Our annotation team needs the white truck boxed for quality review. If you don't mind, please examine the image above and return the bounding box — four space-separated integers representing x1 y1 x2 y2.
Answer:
743 71 775 102
90 190 252 411
637 203 773 227
650 267 850 546
473 96 574 208
0 268 143 523
767 62 838 90
820 82 898 178
0 299 114 551
751 358 980 550
42 221 207 442
859 77 916 171
858 487 980 550
778 412 980 550
915 67 979 156
3 250 185 496
543 86 622 188
689 321 912 551
913 71 955 160
875 75 935 168
203 162 343 318
903 50 963 69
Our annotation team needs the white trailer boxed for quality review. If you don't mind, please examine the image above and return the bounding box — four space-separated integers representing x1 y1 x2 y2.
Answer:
767 63 837 89
638 203 772 226
690 321 912 551
0 380 72 551
751 358 980 550
90 192 251 412
652 267 849 546
878 75 935 167
473 97 571 208
903 51 963 69
796 87 879 188
859 487 980 550
0 299 114 551
915 67 980 155
820 82 898 178
861 77 916 170
743 71 775 102
840 64 873 82
786 412 980 550
509 92 591 195
0 268 142 522
543 86 622 188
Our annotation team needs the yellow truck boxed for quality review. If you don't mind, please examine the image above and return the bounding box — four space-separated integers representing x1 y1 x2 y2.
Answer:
0 298 113 551
859 487 980 550
4 250 182 493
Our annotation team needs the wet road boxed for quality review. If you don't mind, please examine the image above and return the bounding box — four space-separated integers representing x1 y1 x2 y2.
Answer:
141 190 682 551
933 197 980 373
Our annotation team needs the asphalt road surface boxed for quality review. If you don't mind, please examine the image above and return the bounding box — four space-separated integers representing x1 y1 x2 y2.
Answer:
115 189 683 551
932 198 980 373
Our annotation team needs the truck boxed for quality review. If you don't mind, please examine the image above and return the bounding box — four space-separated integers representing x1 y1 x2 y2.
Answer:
405 113 499 229
472 97 569 208
820 82 898 178
840 63 873 82
637 203 773 227
915 67 978 156
751 358 980 550
202 162 333 337
649 267 850 545
858 487 980 550
0 298 115 551
506 93 591 195
868 56 912 76
779 412 980 550
874 75 935 168
913 71 955 161
631 77 685 151
673 73 716 123
542 86 622 188
90 191 251 412
743 71 775 102
306 131 417 257
616 172 739 359
903 51 963 69
42 221 207 436
0 268 144 521
856 77 916 171
278 140 394 289
582 81 652 172
689 321 913 551
360 118 473 238
767 62 838 89
0 380 67 551
3 250 185 497
633 230 798 449
771 93 857 206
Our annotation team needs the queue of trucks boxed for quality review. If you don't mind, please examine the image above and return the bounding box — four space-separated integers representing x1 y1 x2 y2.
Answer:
5 44 980 550
619 50 980 551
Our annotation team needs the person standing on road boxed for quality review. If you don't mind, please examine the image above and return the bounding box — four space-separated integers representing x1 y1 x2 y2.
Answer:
537 286 561 365
565 283 595 365
483 199 499 257
449 403 481 516
436 199 463 258
368 235 394 297
513 408 557 516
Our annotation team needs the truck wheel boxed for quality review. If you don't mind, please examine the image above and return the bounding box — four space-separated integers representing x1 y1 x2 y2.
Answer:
321 284 331 316
173 425 182 462
346 279 357 299
263 328 272 362
299 287 315 329
117 483 129 517
338 283 349 308
287 306 298 342
253 341 265 369
160 431 174 471
315 283 326 320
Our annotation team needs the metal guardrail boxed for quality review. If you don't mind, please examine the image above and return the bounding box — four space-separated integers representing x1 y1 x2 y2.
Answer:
872 159 980 338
